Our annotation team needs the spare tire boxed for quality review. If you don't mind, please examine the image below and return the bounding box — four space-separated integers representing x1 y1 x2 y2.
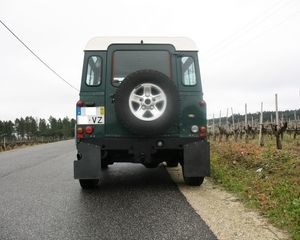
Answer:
114 69 180 135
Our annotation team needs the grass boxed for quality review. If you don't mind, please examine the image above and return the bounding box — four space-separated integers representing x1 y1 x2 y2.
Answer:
210 136 300 239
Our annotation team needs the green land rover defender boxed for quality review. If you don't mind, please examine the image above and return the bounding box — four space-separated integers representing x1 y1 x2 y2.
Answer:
74 37 210 188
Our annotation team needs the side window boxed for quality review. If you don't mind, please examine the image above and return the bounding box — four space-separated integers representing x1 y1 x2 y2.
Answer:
181 56 196 86
86 56 101 86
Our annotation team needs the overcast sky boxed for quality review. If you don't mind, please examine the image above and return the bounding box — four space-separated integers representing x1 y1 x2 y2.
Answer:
1 0 300 122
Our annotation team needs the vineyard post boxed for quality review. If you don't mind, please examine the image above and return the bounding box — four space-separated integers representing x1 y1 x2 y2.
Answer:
251 117 255 139
212 114 215 141
219 111 222 142
259 102 264 147
271 114 273 123
275 93 281 148
275 94 279 126
296 114 300 139
245 104 248 126
226 108 229 131
238 119 243 140
231 107 237 141
245 103 249 143
274 93 287 149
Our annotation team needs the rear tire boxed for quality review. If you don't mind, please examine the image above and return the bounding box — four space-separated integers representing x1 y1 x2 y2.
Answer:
79 179 99 189
166 160 178 167
183 176 204 186
181 164 204 186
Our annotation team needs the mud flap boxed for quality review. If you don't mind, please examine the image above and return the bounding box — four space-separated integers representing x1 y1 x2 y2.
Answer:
183 141 210 177
74 142 101 179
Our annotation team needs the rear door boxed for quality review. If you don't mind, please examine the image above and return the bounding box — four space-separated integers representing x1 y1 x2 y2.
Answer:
104 44 180 137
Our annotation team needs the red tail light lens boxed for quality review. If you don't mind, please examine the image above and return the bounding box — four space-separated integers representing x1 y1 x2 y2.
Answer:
85 126 94 134
77 133 84 139
199 126 207 137
77 100 84 107
77 127 84 139
199 100 206 106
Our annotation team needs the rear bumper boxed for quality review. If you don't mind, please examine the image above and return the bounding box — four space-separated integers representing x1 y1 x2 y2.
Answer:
74 138 210 179
78 137 207 150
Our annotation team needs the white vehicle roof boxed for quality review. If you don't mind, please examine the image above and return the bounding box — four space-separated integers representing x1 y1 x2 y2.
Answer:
85 37 198 51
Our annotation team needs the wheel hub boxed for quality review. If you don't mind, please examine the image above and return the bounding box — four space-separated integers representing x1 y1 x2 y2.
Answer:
129 83 167 121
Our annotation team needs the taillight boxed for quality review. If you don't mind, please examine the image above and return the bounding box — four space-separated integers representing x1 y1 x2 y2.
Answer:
77 100 84 107
77 133 84 139
77 127 84 134
199 100 206 106
85 126 94 134
76 126 93 138
77 127 84 139
199 126 207 138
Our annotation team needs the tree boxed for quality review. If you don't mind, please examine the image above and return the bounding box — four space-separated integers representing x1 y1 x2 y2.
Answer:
62 117 71 138
0 120 15 140
56 118 64 139
1 116 76 142
48 116 58 138
15 118 26 140
38 118 48 137
24 116 37 139
0 120 3 138
70 118 76 138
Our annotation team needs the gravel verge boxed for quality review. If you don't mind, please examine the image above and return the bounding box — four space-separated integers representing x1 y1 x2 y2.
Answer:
166 165 290 240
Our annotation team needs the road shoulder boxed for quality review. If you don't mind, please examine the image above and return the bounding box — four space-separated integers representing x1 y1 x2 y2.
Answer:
166 165 289 240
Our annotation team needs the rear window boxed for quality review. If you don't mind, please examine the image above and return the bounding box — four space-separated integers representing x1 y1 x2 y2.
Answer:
181 56 196 86
112 50 171 85
86 56 102 86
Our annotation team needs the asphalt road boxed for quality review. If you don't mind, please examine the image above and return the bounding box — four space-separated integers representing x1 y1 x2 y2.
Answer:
0 140 217 240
